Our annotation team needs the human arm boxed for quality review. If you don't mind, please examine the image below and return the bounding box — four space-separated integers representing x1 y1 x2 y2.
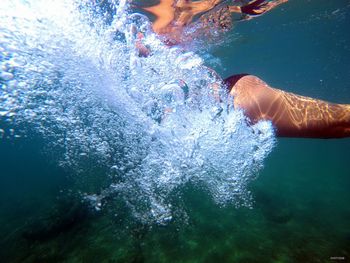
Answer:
226 74 350 138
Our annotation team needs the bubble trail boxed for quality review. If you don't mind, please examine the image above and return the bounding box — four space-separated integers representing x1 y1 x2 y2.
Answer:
0 0 275 224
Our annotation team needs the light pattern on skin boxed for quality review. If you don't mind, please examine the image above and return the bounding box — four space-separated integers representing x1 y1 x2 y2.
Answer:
140 0 350 139
227 75 350 138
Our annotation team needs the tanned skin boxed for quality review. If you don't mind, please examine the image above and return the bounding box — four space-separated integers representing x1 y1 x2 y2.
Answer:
226 75 350 138
139 0 350 138
142 0 288 40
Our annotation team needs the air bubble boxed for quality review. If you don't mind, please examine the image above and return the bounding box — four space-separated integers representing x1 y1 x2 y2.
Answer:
0 71 14 81
0 0 275 224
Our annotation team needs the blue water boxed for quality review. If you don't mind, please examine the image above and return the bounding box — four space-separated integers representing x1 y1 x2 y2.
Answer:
1 0 350 262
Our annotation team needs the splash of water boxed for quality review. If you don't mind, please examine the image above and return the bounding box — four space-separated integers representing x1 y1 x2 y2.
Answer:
0 0 275 224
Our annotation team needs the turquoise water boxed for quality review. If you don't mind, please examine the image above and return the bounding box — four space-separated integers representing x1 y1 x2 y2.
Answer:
1 0 350 262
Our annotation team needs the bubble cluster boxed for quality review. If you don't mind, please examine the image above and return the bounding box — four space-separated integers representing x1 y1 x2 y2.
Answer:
0 0 275 224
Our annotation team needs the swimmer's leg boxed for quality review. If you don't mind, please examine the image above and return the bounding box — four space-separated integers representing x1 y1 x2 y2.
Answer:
225 75 350 138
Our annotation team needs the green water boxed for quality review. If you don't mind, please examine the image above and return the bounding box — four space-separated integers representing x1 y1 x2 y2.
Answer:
1 0 350 262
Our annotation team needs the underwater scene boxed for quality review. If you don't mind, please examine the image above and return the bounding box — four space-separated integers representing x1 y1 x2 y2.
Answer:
0 0 349 262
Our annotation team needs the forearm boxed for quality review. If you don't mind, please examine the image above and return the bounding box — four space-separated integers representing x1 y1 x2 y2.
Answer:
273 90 350 138
226 75 350 138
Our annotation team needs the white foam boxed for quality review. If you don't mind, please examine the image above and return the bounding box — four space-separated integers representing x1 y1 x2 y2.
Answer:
0 0 275 224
